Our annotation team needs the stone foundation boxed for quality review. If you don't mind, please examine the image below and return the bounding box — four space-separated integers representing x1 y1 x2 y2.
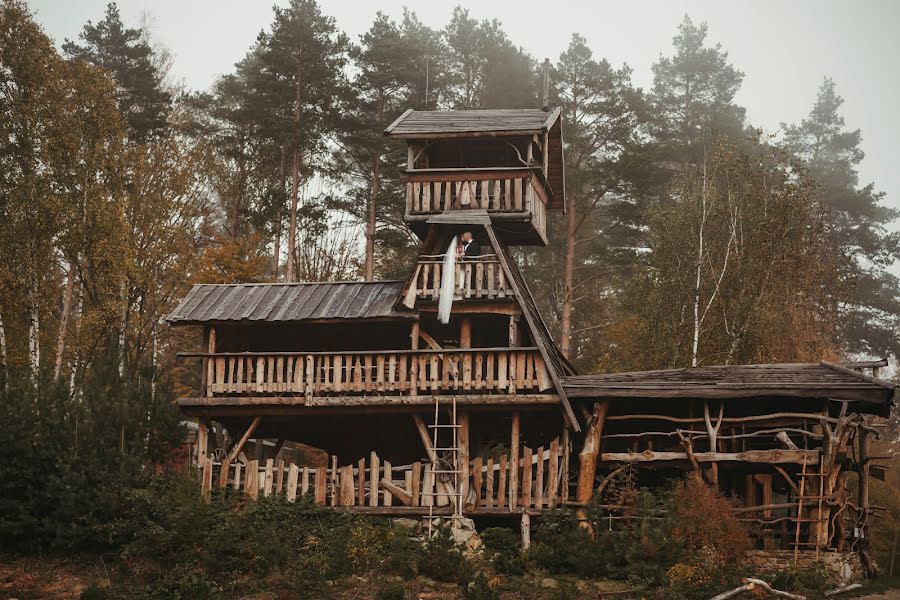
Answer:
746 550 863 583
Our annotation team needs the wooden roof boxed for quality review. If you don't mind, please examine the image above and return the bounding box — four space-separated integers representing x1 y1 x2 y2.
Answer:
562 362 897 412
167 281 410 325
385 108 566 210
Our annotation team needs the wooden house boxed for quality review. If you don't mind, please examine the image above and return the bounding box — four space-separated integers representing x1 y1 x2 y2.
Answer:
169 108 897 575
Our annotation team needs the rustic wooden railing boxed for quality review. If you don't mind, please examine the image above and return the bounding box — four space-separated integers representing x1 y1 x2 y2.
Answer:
403 167 548 236
198 439 567 511
190 348 552 397
405 254 512 302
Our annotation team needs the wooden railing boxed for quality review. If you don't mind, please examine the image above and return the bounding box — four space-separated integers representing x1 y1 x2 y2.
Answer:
404 168 548 233
198 348 552 397
405 254 512 302
198 439 568 511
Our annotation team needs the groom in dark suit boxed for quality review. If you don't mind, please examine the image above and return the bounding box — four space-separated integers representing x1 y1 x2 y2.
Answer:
461 231 481 258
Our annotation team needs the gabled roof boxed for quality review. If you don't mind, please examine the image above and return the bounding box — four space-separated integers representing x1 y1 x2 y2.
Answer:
167 281 410 325
385 108 566 211
385 108 561 138
562 362 897 415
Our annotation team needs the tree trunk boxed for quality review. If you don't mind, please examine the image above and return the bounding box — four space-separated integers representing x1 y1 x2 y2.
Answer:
560 193 576 358
576 401 609 526
0 309 7 391
365 154 380 280
364 96 385 281
54 260 76 380
273 143 286 281
285 47 303 282
28 278 40 384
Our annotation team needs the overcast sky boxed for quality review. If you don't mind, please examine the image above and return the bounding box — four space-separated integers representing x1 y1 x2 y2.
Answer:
30 0 900 256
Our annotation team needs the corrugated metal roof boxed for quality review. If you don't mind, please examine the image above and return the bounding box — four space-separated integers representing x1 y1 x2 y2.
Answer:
385 108 559 137
167 281 410 324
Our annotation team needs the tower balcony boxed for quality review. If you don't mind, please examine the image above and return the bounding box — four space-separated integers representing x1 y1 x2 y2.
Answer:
401 253 513 306
402 167 549 245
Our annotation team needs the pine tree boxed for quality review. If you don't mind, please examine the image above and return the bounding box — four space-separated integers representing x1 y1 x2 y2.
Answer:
526 35 647 364
783 78 900 357
63 2 172 141
650 15 745 163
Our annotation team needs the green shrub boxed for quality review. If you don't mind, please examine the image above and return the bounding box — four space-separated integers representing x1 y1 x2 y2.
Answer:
767 563 830 597
417 525 472 584
375 581 407 600
528 512 600 577
462 573 499 600
480 527 526 575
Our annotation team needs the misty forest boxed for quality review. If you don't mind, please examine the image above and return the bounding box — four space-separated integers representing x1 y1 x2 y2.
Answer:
1 0 899 599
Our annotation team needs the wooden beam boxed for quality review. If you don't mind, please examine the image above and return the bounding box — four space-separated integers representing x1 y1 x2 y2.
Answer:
509 412 520 509
413 414 437 464
226 416 262 463
380 479 413 506
601 449 820 464
459 412 470 508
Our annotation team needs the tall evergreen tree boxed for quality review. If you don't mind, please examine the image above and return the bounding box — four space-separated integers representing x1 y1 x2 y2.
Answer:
63 2 172 141
441 7 536 110
526 35 647 365
337 12 419 280
783 78 900 357
650 15 745 163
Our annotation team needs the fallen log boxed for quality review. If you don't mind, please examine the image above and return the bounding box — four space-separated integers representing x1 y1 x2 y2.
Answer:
710 578 806 600
824 583 862 597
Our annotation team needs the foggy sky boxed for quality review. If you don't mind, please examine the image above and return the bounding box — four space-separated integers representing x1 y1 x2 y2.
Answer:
30 0 900 262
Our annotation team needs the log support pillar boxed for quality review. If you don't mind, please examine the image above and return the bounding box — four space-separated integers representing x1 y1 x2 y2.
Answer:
576 401 609 527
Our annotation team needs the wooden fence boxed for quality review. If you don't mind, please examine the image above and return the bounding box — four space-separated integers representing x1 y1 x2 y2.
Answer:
204 348 552 397
404 170 547 240
199 439 568 512
405 255 512 302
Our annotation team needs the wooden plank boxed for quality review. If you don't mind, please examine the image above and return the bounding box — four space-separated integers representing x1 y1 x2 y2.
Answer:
246 460 259 500
411 462 422 506
382 460 392 506
276 459 285 494
497 454 508 508
459 413 470 508
380 478 412 506
534 446 544 508
330 456 338 507
600 449 820 464
218 458 231 490
233 461 242 491
370 452 380 507
521 446 533 508
486 458 495 508
509 413 520 509
314 467 326 505
422 466 434 507
561 428 570 502
263 458 274 497
357 457 366 506
472 457 483 507
302 466 310 497
548 437 560 508
339 465 355 507
286 463 299 502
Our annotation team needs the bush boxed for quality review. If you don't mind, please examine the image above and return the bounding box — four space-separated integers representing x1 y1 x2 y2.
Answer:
417 525 473 584
480 527 526 575
462 573 500 600
528 512 600 577
375 581 406 600
669 477 750 566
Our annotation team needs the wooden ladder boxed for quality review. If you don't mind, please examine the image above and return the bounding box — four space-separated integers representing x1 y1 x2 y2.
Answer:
423 396 463 538
793 456 826 562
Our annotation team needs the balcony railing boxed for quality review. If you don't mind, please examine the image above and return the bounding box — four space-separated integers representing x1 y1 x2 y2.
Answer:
403 167 548 238
194 348 552 398
404 254 513 303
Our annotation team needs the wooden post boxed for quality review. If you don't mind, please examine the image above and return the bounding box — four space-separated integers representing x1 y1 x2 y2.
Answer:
521 512 531 550
576 401 609 526
206 327 216 397
459 412 470 510
509 412 520 509
370 452 380 507
460 317 472 390
227 416 261 463
196 417 209 479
